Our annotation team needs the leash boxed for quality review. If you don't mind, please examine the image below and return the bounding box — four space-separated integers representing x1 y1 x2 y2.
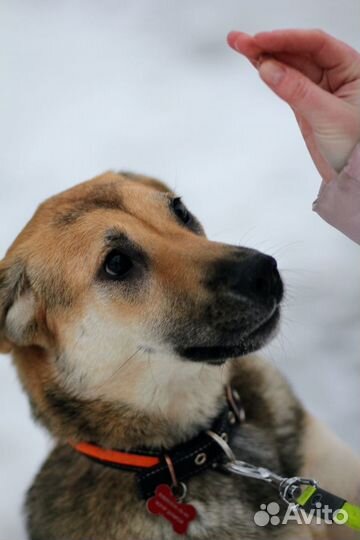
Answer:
209 430 360 532
71 386 360 534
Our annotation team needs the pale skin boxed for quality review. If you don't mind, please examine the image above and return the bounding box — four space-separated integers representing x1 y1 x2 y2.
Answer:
227 29 360 182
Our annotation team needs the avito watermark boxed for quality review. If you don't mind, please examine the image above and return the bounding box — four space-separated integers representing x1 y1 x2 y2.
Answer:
254 501 348 527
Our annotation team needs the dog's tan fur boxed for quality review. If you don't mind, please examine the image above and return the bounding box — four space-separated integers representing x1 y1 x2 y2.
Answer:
1 173 359 540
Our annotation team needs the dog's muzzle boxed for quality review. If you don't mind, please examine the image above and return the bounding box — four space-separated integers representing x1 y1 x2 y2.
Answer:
174 249 283 363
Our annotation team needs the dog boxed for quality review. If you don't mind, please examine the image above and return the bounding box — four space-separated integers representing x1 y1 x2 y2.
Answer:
1 172 359 540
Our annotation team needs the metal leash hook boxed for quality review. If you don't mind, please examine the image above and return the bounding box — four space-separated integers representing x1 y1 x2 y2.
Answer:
207 430 317 506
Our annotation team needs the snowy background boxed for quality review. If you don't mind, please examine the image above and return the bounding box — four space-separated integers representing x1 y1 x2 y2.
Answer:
0 1 359 538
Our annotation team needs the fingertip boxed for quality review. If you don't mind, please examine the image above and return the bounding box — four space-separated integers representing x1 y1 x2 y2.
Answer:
227 31 241 50
227 31 239 41
227 31 264 64
227 31 253 50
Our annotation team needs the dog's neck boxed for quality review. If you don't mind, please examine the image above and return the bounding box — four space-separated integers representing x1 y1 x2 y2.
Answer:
53 361 229 449
96 352 231 442
15 346 230 450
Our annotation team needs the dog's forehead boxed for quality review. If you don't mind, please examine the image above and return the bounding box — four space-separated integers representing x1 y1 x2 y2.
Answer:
48 173 171 227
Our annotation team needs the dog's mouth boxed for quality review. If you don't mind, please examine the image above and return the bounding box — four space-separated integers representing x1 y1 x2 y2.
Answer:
176 306 280 364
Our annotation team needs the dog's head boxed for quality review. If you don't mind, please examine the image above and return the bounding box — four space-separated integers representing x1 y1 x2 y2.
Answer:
0 173 283 440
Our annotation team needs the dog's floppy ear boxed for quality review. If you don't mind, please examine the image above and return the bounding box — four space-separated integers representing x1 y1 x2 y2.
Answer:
118 171 172 194
0 259 39 353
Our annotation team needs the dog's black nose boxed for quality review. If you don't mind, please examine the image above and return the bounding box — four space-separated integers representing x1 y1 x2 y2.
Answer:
229 253 282 303
208 252 283 304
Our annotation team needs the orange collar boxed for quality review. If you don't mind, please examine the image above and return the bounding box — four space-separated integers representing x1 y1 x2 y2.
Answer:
70 441 160 469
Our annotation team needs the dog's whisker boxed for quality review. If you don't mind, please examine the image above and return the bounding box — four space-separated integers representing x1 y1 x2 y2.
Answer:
149 353 166 417
147 353 163 416
281 267 320 276
91 347 144 392
211 224 256 242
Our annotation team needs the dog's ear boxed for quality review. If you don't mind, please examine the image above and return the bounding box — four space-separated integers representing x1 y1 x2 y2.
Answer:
0 259 40 353
118 171 172 194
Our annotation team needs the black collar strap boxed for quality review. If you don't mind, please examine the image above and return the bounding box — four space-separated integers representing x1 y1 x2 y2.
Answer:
71 386 245 500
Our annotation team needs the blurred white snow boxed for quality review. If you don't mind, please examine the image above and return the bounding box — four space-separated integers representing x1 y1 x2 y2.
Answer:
0 1 359 538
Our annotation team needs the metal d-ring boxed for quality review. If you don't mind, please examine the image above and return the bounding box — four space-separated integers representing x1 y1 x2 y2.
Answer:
172 482 187 502
226 385 246 423
164 454 187 502
207 430 236 463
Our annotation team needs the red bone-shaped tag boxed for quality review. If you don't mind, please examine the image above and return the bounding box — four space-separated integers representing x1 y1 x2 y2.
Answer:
146 484 197 535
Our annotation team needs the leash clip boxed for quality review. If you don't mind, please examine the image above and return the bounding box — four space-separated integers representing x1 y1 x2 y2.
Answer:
207 429 317 505
224 459 318 505
223 460 283 484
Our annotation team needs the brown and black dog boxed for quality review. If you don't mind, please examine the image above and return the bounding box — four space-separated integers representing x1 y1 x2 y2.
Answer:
0 172 359 540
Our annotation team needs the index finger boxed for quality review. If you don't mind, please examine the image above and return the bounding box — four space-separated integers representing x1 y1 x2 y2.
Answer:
227 31 263 66
253 29 359 69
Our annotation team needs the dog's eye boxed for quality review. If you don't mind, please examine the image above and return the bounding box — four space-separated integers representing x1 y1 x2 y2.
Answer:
104 250 133 279
171 197 190 224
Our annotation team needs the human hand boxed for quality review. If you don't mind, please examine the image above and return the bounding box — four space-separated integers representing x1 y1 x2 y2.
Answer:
227 29 360 181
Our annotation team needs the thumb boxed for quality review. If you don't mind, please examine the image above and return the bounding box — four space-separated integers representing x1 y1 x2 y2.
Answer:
258 59 340 123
